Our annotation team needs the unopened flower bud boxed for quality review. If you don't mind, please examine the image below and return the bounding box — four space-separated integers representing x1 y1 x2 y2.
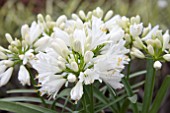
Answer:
5 33 13 43
133 37 145 49
96 7 103 18
84 51 94 63
104 10 113 21
87 11 92 19
0 51 7 59
72 14 79 20
130 15 140 24
163 54 170 61
56 15 67 26
45 15 52 22
153 61 162 70
154 38 162 48
21 24 29 39
79 10 86 20
71 62 79 72
147 45 155 56
0 46 7 52
124 34 131 43
37 14 44 23
73 40 82 53
131 47 145 59
67 74 77 83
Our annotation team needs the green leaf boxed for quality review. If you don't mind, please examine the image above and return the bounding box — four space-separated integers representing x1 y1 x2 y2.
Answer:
0 100 56 113
129 70 147 78
7 89 36 94
95 94 126 113
142 59 156 113
128 94 137 104
0 97 73 112
93 86 118 113
150 75 170 113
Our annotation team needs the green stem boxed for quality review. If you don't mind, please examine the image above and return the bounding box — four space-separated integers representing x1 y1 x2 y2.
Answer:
122 61 138 113
90 84 94 113
142 59 156 113
82 95 87 113
122 78 138 113
51 98 58 110
127 60 131 80
61 96 69 113
28 68 47 107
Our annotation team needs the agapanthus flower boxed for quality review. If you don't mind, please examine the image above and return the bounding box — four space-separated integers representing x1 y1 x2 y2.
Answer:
0 15 56 87
116 14 170 70
32 8 129 102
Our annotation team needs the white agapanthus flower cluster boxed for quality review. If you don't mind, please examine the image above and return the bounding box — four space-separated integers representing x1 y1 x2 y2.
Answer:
115 15 170 70
0 14 56 87
30 7 129 102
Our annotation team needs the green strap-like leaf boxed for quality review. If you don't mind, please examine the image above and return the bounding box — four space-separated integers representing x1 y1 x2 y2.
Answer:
7 89 36 94
0 100 56 113
0 97 73 112
150 75 170 113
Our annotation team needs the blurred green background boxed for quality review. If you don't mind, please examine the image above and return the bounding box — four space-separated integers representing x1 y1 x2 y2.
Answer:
0 0 170 113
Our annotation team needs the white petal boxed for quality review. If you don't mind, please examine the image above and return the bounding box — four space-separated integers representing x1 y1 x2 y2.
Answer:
18 65 30 86
70 81 83 102
0 67 13 87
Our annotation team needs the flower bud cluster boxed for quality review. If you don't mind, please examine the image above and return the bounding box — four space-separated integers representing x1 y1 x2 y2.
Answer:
116 15 170 70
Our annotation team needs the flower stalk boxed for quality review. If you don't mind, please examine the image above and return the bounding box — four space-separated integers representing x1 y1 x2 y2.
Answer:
142 58 156 113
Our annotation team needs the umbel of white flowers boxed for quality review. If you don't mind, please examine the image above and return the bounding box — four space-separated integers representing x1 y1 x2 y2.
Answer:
0 14 55 87
31 7 130 102
115 15 170 70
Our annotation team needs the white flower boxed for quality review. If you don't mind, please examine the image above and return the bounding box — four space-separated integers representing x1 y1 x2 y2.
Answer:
142 25 159 40
79 69 101 85
87 16 109 50
21 21 43 45
31 52 62 74
0 67 13 87
19 49 35 65
162 30 170 51
70 81 83 102
93 40 129 89
153 61 162 70
39 75 66 99
130 23 143 37
18 65 30 86
34 35 51 52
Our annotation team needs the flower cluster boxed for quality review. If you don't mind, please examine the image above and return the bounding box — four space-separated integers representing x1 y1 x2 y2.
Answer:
0 7 129 102
31 8 129 101
115 16 170 70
